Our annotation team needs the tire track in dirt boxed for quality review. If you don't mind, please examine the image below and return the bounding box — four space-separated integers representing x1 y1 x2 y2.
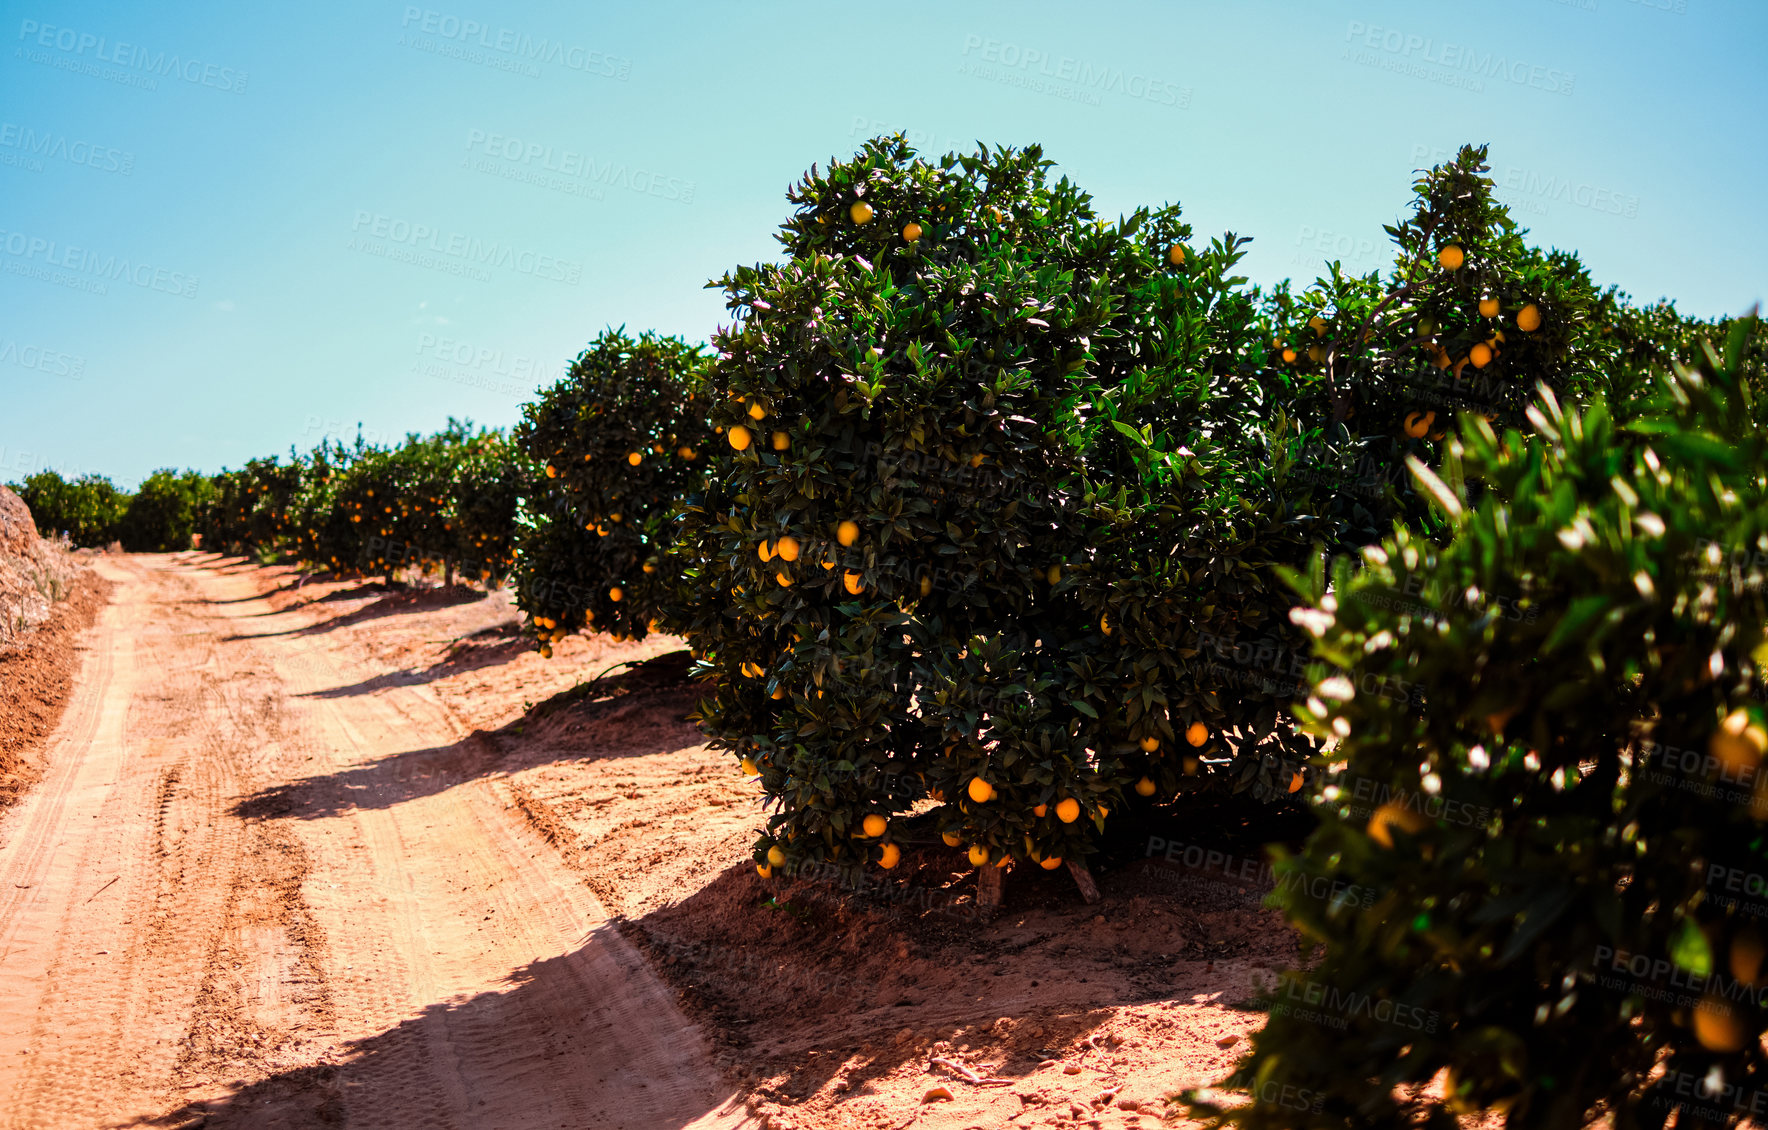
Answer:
0 555 750 1129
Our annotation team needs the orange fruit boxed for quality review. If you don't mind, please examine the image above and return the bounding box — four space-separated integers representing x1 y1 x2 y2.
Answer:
1516 304 1542 332
1712 709 1768 776
1097 804 1109 819
642 562 656 574
767 845 787 868
1731 932 1767 986
741 757 760 776
756 863 772 879
608 587 623 602
862 814 888 837
772 431 790 451
1040 856 1063 870
627 451 642 466
1470 343 1493 369
1308 316 1326 337
850 201 874 225
1100 614 1112 636
740 661 765 678
1168 244 1186 266
677 445 696 459
1478 297 1500 318
1288 772 1305 793
1694 996 1749 1052
776 571 792 588
1367 802 1428 848
902 221 922 242
1055 798 1081 824
1046 564 1062 584
967 844 989 866
879 843 901 869
1186 721 1209 747
1282 348 1297 363
747 401 767 420
1438 244 1464 270
1139 736 1160 753
941 831 963 847
728 425 753 451
1134 777 1156 797
919 576 933 597
1404 410 1435 439
758 540 774 562
775 536 800 562
836 520 859 546
967 777 995 803
769 686 785 700
545 464 558 478
843 570 864 595
1033 804 1048 818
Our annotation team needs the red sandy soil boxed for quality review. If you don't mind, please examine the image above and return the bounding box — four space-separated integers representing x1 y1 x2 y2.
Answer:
0 552 1368 1130
242 557 1316 1129
0 565 110 806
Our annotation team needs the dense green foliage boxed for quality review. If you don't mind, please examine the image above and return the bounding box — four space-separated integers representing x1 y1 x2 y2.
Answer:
11 470 129 547
1187 319 1768 1129
512 329 710 652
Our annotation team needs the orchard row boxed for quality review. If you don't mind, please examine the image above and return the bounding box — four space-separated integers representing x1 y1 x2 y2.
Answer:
16 137 1768 1128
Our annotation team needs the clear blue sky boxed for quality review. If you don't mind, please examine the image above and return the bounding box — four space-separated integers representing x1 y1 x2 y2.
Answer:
3 0 1763 488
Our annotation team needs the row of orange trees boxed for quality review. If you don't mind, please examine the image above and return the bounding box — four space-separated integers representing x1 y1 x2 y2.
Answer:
188 419 527 584
509 137 1768 1128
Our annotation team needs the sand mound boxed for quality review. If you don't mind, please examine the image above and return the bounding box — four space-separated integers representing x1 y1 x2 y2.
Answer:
0 484 38 557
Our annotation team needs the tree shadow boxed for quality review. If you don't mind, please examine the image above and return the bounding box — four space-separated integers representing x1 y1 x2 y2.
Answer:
232 651 698 823
120 935 753 1129
223 585 491 642
297 625 527 698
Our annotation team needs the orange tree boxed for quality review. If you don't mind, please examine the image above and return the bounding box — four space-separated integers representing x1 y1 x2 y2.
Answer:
511 329 709 655
671 135 1348 884
1257 144 1604 550
118 469 213 551
448 428 529 586
1186 319 1768 1128
11 470 127 546
198 456 305 555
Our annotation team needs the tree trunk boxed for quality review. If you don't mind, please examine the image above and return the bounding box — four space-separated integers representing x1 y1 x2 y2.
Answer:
1067 859 1100 904
976 864 1004 916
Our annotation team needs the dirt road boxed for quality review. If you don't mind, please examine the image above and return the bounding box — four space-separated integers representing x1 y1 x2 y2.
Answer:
0 555 749 1129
